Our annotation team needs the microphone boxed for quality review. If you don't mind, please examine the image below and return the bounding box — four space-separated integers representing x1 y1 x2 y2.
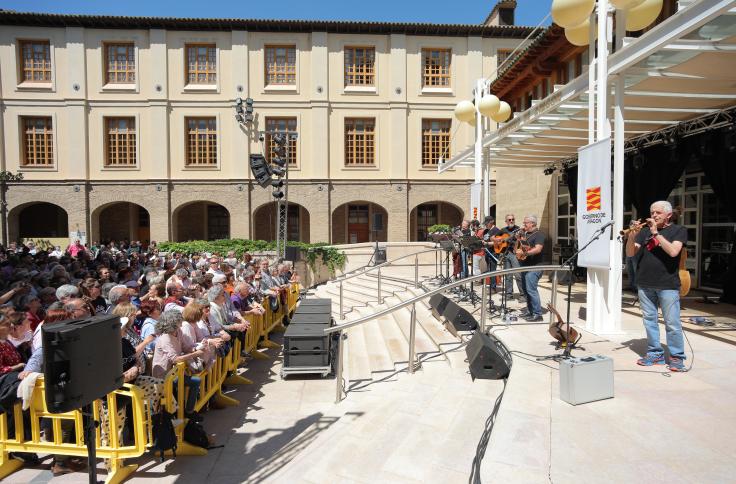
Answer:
600 220 614 231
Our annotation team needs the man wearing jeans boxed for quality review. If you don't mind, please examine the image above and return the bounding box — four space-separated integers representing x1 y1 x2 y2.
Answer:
495 214 524 299
517 215 546 322
626 200 688 372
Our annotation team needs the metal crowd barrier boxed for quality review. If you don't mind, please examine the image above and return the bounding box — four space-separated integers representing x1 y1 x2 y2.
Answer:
0 282 302 482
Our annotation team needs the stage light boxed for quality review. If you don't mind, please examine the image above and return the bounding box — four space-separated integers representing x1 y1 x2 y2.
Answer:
249 154 273 188
272 156 287 168
271 166 286 177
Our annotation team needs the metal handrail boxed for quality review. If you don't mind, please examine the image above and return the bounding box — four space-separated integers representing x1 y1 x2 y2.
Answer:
329 264 572 403
336 246 445 319
334 247 443 284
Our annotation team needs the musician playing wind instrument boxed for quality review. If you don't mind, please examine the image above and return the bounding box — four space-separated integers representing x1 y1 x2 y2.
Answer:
625 200 688 372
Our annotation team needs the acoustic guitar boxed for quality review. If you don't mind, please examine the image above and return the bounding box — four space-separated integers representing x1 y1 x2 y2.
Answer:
546 303 581 348
679 248 691 297
492 233 511 254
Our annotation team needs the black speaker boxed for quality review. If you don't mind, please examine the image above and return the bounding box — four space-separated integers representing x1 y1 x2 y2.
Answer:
466 331 512 380
442 299 478 332
428 294 450 320
372 213 384 232
43 315 123 413
285 246 300 262
374 247 387 265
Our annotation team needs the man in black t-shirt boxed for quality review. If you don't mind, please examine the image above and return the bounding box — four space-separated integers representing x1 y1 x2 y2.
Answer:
625 200 688 372
493 214 524 299
516 215 546 322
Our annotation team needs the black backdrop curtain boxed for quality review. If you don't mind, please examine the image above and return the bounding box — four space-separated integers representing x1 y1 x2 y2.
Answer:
624 142 690 215
699 133 736 304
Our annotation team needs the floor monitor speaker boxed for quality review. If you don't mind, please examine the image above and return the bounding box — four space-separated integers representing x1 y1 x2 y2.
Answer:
428 294 450 320
43 315 123 413
466 331 512 380
442 299 478 332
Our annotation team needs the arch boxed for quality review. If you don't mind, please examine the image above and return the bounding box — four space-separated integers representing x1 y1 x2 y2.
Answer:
8 202 69 245
91 202 151 244
253 202 310 243
331 201 388 244
172 201 230 242
409 201 463 242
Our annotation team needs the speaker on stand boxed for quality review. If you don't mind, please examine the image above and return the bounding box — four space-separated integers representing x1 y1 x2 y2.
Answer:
372 213 386 265
43 315 124 484
465 331 512 380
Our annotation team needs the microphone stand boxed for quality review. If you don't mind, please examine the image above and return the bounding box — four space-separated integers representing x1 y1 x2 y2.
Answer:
559 222 613 358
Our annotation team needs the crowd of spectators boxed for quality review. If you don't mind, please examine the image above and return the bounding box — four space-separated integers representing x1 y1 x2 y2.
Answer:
0 239 299 475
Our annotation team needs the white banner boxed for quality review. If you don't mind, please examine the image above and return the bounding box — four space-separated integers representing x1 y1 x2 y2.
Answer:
576 138 612 269
470 182 482 222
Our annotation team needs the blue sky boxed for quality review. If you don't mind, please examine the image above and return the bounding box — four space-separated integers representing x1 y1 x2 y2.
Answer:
0 0 553 27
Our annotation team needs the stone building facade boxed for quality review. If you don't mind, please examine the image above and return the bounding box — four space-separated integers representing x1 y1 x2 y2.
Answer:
0 11 531 246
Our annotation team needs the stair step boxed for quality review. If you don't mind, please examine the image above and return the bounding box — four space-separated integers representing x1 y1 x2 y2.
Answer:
353 306 396 374
345 325 372 382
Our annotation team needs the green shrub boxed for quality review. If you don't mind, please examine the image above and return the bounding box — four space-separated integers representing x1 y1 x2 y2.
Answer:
157 239 346 274
427 224 452 234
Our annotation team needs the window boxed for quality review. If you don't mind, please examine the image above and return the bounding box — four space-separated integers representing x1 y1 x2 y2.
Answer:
265 45 296 85
265 117 297 166
344 46 375 86
185 117 217 166
21 117 54 166
422 48 451 87
422 119 450 167
497 49 513 69
105 43 135 84
105 117 136 166
344 118 375 166
19 40 51 82
186 44 216 84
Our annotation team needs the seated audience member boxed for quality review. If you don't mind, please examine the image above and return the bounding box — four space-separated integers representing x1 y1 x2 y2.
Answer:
79 278 107 315
163 283 189 312
152 310 204 420
112 303 153 371
106 285 130 313
139 300 162 357
0 317 25 374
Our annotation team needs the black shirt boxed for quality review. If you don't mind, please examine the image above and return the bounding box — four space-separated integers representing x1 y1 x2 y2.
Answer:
634 224 687 290
520 230 546 266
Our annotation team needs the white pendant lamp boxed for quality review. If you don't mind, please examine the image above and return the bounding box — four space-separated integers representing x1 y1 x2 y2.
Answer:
625 0 663 31
565 17 596 46
610 0 645 10
491 101 512 123
478 94 501 118
551 0 595 29
454 100 476 123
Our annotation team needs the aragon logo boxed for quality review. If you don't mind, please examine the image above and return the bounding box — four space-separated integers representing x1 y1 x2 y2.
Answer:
586 186 601 211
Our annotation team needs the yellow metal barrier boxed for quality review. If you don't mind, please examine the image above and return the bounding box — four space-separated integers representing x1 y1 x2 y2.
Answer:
0 285 304 482
0 379 147 484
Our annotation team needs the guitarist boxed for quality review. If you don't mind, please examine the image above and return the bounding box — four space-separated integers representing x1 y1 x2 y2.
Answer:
516 215 546 322
625 200 688 372
493 214 524 300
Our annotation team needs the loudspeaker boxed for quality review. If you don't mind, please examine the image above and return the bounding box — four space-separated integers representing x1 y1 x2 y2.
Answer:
428 294 450 320
442 299 478 332
43 315 123 413
374 247 387 265
372 213 384 232
466 331 512 380
285 246 300 262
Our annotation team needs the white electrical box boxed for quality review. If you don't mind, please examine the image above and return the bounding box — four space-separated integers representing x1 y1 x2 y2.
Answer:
559 354 614 405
